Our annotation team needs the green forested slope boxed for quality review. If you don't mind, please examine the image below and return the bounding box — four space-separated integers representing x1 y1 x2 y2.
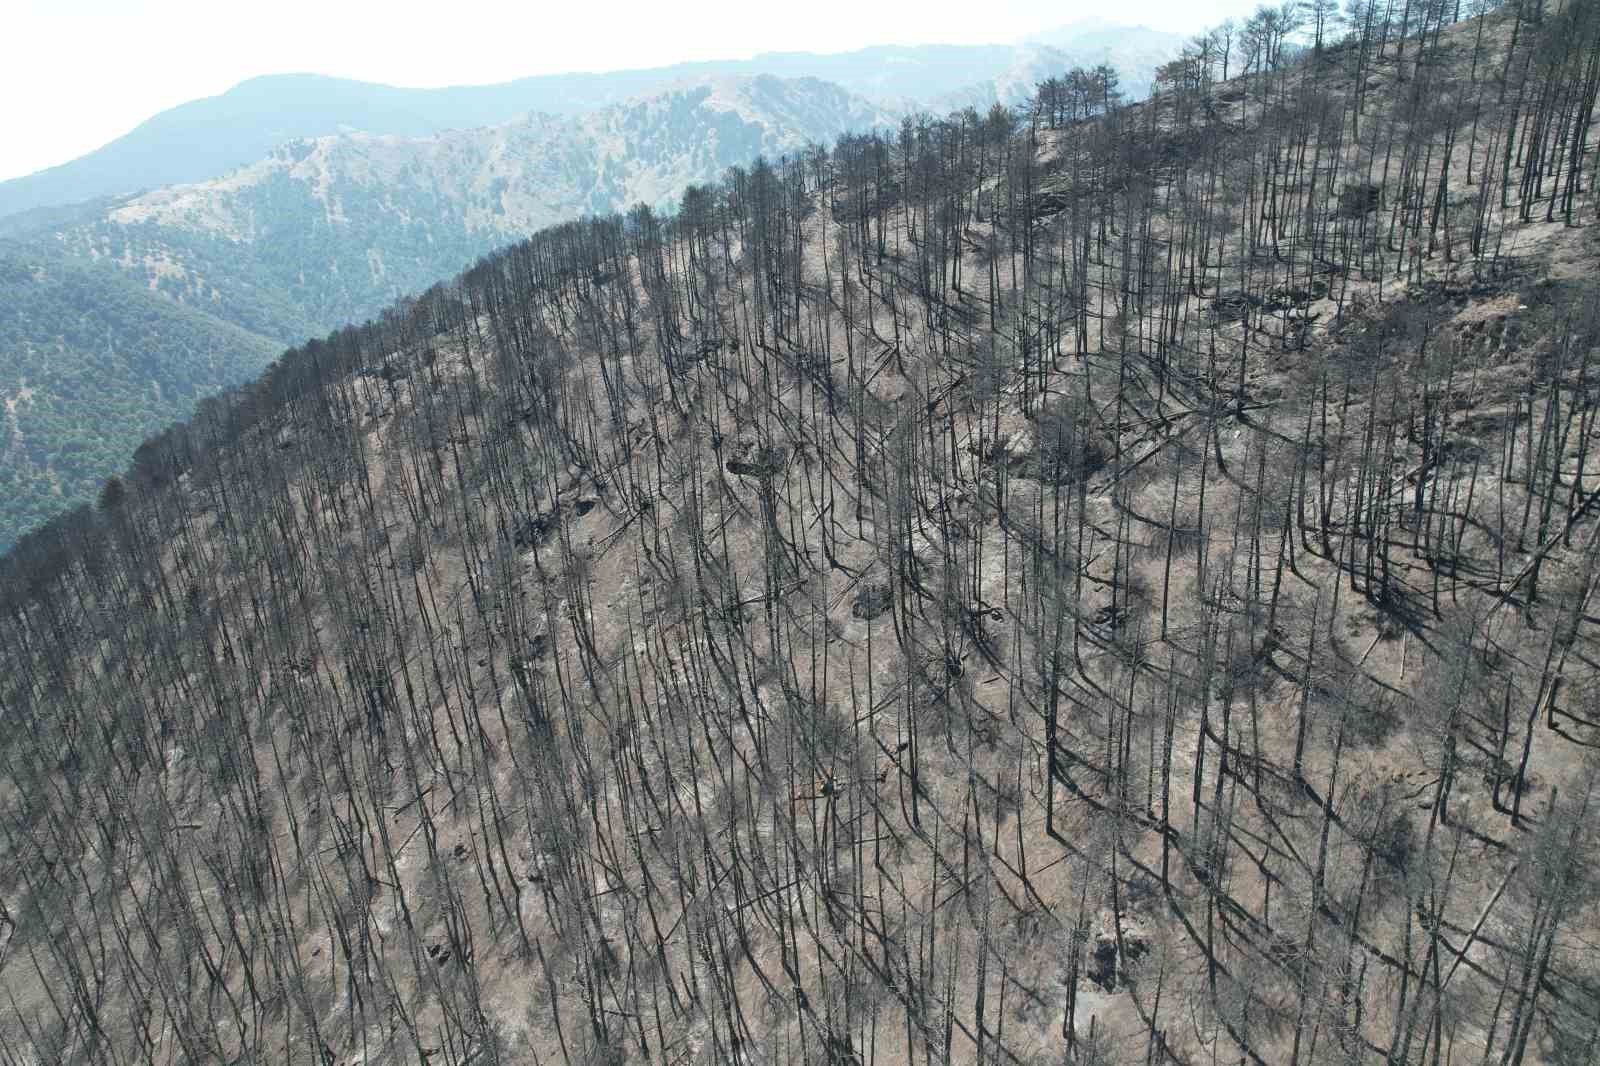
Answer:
0 250 279 547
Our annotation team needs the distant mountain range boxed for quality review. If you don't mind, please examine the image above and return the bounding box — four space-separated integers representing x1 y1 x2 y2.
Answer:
0 25 1185 222
25 75 896 343
0 23 1184 550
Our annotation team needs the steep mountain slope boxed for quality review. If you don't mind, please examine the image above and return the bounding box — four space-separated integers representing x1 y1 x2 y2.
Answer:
0 25 1179 221
0 76 892 551
2 5 1598 1066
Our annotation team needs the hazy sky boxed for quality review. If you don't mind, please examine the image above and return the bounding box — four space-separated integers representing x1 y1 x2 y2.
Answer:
2 0 1260 182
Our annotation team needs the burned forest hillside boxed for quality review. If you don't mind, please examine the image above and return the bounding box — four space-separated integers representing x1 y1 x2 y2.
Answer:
2 2 1600 1064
